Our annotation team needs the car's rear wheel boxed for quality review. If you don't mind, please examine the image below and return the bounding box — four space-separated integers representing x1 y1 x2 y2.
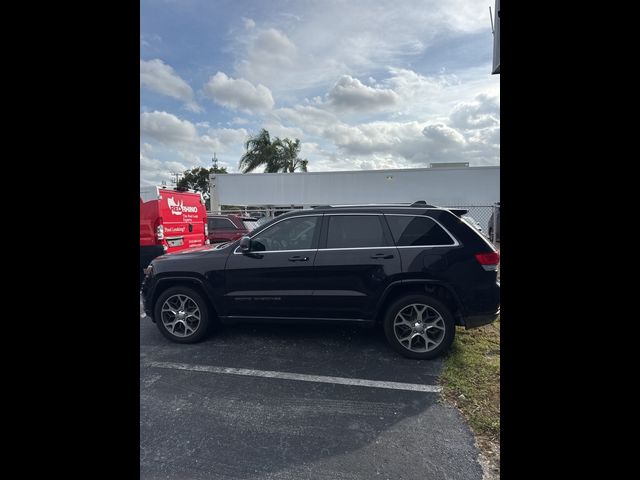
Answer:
383 294 455 359
154 286 211 343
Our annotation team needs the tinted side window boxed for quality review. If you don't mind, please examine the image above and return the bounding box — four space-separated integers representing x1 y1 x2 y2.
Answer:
210 218 236 229
326 215 388 248
251 216 319 251
386 215 454 246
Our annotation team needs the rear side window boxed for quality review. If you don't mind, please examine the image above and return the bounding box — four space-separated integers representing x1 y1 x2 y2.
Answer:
209 218 236 229
326 215 389 248
385 215 455 246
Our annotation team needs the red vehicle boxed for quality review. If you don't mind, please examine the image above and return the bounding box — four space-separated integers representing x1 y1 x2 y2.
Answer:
140 186 208 280
206 214 256 244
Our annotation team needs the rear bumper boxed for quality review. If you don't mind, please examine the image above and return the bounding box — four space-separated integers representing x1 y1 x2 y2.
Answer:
464 308 500 329
459 280 499 328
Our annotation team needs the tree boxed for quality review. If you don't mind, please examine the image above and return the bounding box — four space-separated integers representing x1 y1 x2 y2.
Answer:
239 129 309 173
239 129 280 173
177 162 227 210
277 138 308 172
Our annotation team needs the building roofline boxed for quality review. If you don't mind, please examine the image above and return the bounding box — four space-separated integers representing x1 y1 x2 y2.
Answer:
216 165 500 177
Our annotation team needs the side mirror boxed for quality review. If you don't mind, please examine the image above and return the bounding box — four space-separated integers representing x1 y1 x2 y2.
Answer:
239 236 251 252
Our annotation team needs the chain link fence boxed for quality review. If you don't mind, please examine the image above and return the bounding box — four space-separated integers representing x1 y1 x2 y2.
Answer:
443 205 494 238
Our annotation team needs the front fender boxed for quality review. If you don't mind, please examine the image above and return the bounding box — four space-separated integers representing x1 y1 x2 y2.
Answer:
146 273 217 315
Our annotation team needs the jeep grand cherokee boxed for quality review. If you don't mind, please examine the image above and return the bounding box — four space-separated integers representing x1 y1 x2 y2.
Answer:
141 202 500 359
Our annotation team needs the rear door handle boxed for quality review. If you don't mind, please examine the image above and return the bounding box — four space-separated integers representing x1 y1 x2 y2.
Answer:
288 256 309 262
370 253 394 259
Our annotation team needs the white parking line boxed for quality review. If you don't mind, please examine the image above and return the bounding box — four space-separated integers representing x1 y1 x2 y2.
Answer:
145 361 442 393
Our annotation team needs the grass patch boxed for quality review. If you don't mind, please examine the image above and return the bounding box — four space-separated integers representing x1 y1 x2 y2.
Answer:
440 317 500 475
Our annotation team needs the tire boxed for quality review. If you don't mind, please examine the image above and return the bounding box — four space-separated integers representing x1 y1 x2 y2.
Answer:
154 286 212 343
383 294 455 360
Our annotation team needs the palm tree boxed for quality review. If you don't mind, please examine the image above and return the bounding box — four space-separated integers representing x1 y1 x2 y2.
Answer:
239 129 309 173
276 138 308 172
239 129 280 173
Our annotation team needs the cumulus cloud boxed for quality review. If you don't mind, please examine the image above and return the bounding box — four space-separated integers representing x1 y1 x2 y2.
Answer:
287 100 498 167
209 128 249 146
353 156 409 171
274 105 338 135
165 160 189 173
140 115 251 181
263 69 499 168
140 152 162 173
140 111 248 154
140 152 204 186
449 93 500 130
231 1 492 95
140 59 202 112
236 28 299 88
324 121 430 161
140 152 175 186
140 111 199 144
202 72 274 114
327 75 400 112
140 2 500 179
261 121 305 140
422 123 466 147
321 118 491 166
252 28 296 59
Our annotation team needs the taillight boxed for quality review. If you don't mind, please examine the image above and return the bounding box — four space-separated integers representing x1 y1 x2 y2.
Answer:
204 221 209 236
156 224 164 241
475 251 500 271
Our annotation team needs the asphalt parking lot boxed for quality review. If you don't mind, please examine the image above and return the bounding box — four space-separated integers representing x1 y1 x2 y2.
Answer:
140 299 484 480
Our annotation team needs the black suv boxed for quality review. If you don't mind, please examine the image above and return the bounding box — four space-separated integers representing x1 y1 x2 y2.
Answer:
141 202 500 359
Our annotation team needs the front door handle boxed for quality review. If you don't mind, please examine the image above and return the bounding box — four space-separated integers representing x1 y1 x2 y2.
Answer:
370 253 394 259
288 255 309 262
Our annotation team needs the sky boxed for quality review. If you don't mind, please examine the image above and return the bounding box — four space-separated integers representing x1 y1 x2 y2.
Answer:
140 0 500 186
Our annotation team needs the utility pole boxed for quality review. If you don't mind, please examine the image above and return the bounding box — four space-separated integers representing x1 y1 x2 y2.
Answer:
212 152 218 171
169 171 181 185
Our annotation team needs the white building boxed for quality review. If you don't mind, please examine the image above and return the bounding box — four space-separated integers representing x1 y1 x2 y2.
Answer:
210 166 499 211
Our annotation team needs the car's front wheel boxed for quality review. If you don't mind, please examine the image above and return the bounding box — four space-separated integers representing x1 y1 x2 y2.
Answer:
383 294 455 359
154 286 211 343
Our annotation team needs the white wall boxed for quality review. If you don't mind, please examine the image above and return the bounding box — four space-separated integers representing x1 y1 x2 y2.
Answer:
210 166 499 208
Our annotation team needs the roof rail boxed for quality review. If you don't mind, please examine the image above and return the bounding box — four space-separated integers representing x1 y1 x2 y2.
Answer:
312 201 439 209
